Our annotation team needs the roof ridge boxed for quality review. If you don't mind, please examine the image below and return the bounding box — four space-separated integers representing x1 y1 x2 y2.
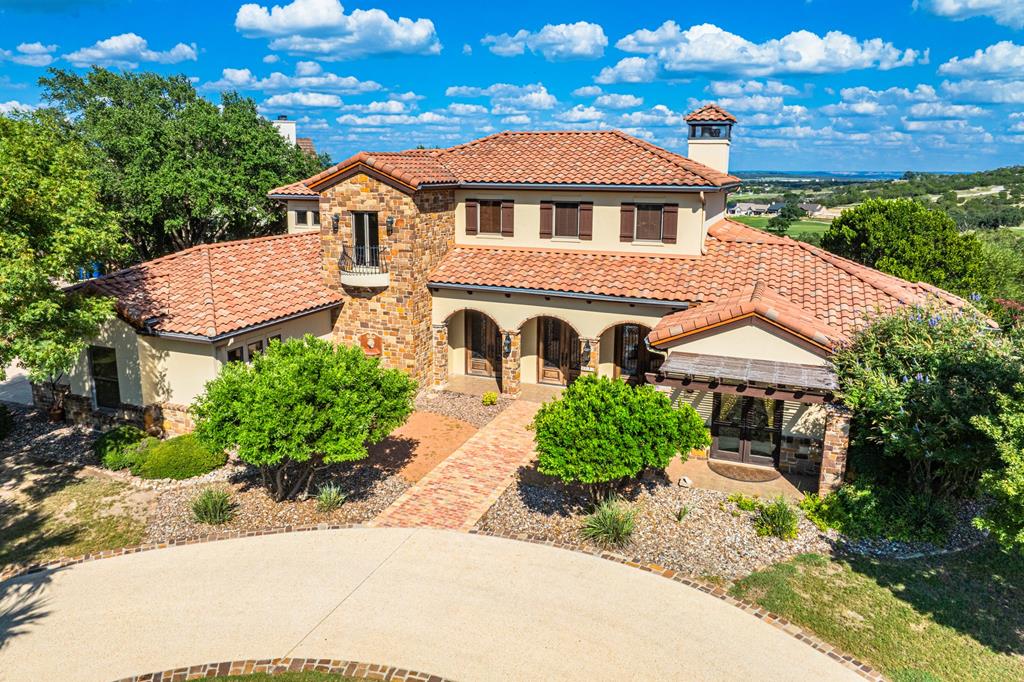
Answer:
201 245 219 336
608 130 738 186
793 240 925 306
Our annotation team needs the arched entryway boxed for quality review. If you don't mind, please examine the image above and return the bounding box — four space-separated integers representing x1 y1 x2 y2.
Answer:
520 316 581 387
600 323 659 383
443 309 502 391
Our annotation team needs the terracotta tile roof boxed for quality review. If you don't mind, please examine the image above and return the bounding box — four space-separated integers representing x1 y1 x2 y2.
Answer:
79 233 342 338
296 137 316 156
268 180 318 197
429 219 967 349
274 130 740 195
685 103 737 123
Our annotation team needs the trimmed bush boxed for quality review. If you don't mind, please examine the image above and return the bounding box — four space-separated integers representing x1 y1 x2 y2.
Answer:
581 498 636 548
191 488 235 525
134 434 226 480
0 403 13 441
481 391 499 406
798 483 953 544
94 425 147 471
315 482 347 512
754 497 799 540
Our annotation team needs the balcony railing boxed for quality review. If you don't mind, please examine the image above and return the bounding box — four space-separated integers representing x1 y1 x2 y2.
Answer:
339 245 390 287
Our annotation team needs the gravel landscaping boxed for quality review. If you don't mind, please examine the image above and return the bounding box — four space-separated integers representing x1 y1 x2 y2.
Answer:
476 476 834 581
840 499 990 561
414 389 510 428
1 402 99 465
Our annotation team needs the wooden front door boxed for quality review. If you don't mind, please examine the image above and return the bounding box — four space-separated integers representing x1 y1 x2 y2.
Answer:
465 310 500 377
710 394 783 467
614 324 656 383
538 317 580 386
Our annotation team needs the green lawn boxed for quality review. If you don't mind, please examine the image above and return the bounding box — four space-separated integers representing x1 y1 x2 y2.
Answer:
729 214 832 237
730 545 1024 681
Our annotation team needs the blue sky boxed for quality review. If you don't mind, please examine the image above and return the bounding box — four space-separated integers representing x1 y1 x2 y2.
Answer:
1 0 1022 172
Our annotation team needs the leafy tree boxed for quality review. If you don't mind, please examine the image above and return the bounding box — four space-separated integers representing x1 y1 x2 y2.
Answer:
821 198 993 298
832 303 1023 499
532 376 710 503
191 336 417 501
971 390 1024 553
766 201 806 236
39 67 328 260
0 112 126 410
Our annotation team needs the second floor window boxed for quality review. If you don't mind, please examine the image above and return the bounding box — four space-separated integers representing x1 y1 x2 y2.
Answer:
635 204 663 241
294 209 320 227
479 200 502 234
554 202 579 238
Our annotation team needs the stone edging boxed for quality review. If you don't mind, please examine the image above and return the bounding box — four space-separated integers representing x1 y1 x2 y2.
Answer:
468 529 886 682
2 523 883 681
112 656 452 681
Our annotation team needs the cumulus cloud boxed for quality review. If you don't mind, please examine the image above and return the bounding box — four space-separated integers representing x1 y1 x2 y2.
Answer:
942 78 1024 103
482 21 607 61
839 84 938 103
939 40 1024 76
594 56 657 84
918 0 1024 29
264 91 342 108
235 0 441 59
901 117 987 134
594 93 643 109
554 104 605 122
0 42 58 67
341 100 407 113
447 102 488 115
262 54 280 63
64 33 197 68
204 64 381 93
501 114 531 124
706 79 799 97
714 95 784 112
618 104 687 127
820 100 891 116
445 82 557 112
0 100 38 114
907 102 988 117
615 22 923 77
572 85 602 97
336 111 454 126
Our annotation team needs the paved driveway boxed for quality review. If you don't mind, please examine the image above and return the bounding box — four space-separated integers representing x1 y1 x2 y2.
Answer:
0 528 859 682
0 363 31 405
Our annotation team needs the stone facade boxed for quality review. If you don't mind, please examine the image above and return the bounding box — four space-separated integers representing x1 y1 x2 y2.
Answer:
818 404 852 494
319 174 455 387
581 337 600 374
778 436 823 477
431 323 449 387
500 329 521 397
31 383 192 437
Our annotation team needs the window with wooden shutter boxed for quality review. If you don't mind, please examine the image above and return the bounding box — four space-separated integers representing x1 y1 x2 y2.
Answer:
501 200 514 237
465 200 479 235
620 203 635 242
578 202 593 240
662 204 678 244
554 202 579 238
478 200 501 234
635 204 663 241
540 201 553 239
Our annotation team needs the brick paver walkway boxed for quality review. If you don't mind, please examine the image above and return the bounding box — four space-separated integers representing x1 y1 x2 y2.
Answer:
371 400 539 531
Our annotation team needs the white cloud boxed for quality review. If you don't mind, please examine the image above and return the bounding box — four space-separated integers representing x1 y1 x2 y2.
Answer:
294 60 322 76
715 94 784 112
204 65 380 93
618 104 687 126
706 79 799 96
907 102 988 117
820 100 891 116
902 117 987 134
264 91 342 108
0 42 58 67
462 43 472 55
447 102 488 115
615 22 923 76
338 100 407 113
594 56 657 84
389 91 423 101
742 106 811 126
336 111 454 126
918 0 1024 29
482 21 607 61
594 93 643 109
555 104 605 122
939 41 1024 76
501 114 531 124
64 33 197 69
262 54 280 63
572 85 602 97
445 82 557 111
942 78 1024 103
0 100 38 114
839 84 938 103
235 0 441 59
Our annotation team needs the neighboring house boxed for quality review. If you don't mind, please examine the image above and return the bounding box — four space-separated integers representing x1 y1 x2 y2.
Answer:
272 115 318 157
51 103 972 493
729 202 770 215
799 202 825 216
766 201 786 214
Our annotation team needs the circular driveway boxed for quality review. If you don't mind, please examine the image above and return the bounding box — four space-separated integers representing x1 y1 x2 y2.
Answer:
0 528 860 682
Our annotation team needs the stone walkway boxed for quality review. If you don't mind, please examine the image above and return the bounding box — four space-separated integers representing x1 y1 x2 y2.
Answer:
371 399 539 531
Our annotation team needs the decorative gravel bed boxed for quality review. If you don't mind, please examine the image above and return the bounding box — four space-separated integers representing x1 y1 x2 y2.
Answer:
840 499 989 560
414 389 511 428
1 402 99 465
476 478 834 581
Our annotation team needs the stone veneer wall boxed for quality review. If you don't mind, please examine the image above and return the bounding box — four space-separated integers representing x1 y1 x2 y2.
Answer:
320 174 455 386
31 383 192 436
778 437 823 477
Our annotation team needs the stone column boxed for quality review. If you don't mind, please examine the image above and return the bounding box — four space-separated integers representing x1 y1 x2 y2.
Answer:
500 329 521 397
432 322 449 388
818 404 852 494
580 337 600 375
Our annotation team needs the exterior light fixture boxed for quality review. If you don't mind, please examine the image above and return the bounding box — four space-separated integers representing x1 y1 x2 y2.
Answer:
331 213 340 234
502 332 512 358
581 340 592 366
385 215 396 235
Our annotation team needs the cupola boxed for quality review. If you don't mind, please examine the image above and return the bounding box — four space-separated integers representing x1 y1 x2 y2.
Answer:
685 103 737 174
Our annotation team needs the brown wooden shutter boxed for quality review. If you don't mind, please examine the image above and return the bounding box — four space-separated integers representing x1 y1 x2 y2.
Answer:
539 201 553 239
619 203 635 242
501 200 514 237
466 199 478 235
662 204 678 244
578 202 593 240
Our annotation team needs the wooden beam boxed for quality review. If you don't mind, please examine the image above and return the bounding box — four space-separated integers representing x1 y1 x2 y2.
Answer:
644 373 833 404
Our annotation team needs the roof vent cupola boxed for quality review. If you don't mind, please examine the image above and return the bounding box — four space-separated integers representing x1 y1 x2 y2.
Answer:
685 104 737 175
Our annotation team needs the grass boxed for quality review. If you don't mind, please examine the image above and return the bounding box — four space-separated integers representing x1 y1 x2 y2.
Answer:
0 476 146 568
201 674 363 681
730 545 1024 681
729 214 832 237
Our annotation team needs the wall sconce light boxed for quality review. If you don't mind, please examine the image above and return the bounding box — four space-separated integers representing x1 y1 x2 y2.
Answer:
502 332 512 358
331 214 340 234
581 340 592 366
385 215 396 236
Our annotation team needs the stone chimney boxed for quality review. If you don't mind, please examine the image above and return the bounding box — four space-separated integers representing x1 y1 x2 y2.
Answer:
685 103 736 174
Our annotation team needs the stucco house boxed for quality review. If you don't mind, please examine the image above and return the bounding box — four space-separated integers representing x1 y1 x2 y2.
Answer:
45 103 971 493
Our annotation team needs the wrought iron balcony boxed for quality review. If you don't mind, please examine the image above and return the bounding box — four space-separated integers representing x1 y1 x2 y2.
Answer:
339 245 390 287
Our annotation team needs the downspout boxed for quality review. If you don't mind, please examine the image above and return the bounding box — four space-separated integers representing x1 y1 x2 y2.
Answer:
699 191 709 255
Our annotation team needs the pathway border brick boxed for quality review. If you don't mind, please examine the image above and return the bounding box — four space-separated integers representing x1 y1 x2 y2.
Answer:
112 656 453 681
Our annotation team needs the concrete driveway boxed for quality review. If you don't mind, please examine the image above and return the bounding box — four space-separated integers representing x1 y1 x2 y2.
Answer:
0 363 31 405
0 528 860 682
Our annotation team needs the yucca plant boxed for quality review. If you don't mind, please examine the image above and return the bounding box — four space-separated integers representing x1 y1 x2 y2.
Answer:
316 482 347 512
581 498 636 548
191 488 236 525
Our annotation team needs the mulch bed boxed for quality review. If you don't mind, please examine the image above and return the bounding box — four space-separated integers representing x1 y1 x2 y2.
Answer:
414 389 511 428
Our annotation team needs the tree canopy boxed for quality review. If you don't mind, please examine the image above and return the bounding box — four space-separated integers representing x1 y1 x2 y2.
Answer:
821 198 993 298
39 67 327 260
0 112 125 392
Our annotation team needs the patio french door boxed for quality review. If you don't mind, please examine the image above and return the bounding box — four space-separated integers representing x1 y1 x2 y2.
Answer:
352 211 380 268
465 310 500 377
538 317 580 386
710 393 783 467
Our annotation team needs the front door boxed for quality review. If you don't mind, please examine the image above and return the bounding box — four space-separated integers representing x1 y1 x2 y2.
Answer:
352 212 380 268
710 394 782 467
538 317 580 386
465 311 500 377
614 324 656 383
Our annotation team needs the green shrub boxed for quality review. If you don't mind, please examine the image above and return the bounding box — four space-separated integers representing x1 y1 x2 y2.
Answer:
728 492 760 512
133 434 226 480
315 482 347 512
191 488 235 525
971 390 1024 552
0 403 13 440
481 391 499 406
674 505 690 522
581 499 636 548
798 483 953 544
94 425 147 470
754 497 799 540
533 375 710 503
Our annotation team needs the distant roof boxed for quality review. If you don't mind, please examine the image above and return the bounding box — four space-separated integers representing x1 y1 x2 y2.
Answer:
685 103 737 123
296 137 316 156
270 129 741 196
78 233 342 339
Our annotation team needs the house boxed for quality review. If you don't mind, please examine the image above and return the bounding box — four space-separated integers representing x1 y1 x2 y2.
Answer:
48 103 973 493
799 202 824 216
766 201 786 214
729 202 770 215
